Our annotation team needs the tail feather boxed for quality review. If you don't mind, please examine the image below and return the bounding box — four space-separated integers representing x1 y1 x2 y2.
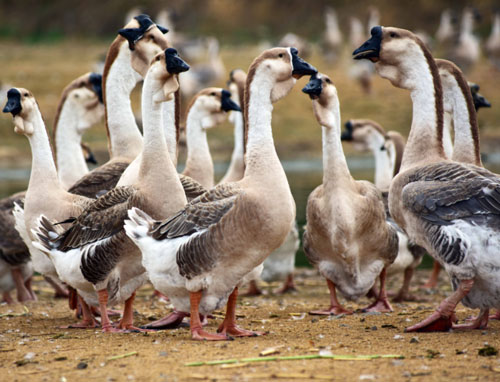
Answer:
124 207 154 241
31 215 65 251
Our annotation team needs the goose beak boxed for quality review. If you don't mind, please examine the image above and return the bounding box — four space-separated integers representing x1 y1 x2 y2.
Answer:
84 149 98 165
291 47 317 78
474 93 491 110
353 26 382 62
2 88 22 116
341 121 354 141
165 48 190 74
89 73 103 103
301 74 322 99
220 89 241 112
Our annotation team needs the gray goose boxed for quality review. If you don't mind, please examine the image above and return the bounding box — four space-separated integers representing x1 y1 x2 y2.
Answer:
125 47 316 341
31 49 189 332
354 26 500 332
302 74 398 315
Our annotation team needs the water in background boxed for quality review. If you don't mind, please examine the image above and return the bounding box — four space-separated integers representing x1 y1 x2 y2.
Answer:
2 157 499 268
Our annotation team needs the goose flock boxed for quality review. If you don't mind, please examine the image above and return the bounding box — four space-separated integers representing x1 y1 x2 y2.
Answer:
0 11 499 341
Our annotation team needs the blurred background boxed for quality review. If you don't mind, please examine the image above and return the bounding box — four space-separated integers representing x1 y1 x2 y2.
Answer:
1 0 499 267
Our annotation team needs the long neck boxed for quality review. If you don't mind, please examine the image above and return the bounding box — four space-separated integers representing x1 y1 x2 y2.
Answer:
493 14 500 37
450 81 481 166
184 106 214 188
26 110 64 195
162 98 178 167
54 103 88 189
104 43 143 159
442 112 454 159
244 74 282 180
400 54 445 171
320 100 351 189
221 109 245 183
371 137 393 192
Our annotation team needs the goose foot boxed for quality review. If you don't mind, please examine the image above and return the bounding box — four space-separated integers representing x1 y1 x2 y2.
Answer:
392 267 422 302
406 279 474 332
273 274 298 294
362 268 393 312
152 289 169 302
311 279 352 315
189 290 231 341
490 310 500 320
453 309 489 330
12 269 35 303
61 295 98 329
242 280 263 296
90 306 122 318
116 323 155 333
141 310 189 330
217 323 265 337
2 292 14 304
422 261 441 289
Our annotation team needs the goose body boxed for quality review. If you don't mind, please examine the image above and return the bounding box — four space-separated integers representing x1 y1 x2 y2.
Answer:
341 119 424 301
322 7 342 63
486 12 500 70
451 8 480 73
302 74 398 315
32 49 190 332
354 26 500 331
125 47 316 340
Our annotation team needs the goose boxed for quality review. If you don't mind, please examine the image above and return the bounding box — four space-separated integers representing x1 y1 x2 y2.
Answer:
354 26 500 332
66 14 170 199
0 72 104 304
219 70 300 297
436 9 456 48
124 47 317 340
219 69 246 184
451 7 481 73
182 88 241 189
341 120 426 301
424 80 491 289
302 73 398 316
486 12 500 70
54 73 104 189
180 37 226 100
322 6 343 64
31 49 189 332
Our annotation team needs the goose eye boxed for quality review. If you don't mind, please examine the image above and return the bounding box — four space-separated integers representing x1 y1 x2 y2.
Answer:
156 56 161 61
325 78 331 84
24 93 29 97
149 35 155 42
211 92 216 96
390 32 398 38
278 53 284 58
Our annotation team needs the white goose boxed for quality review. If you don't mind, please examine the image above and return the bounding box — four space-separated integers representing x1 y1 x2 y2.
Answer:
486 12 500 70
302 73 398 315
31 49 189 332
341 119 425 301
451 7 480 73
124 47 317 340
1 72 104 304
182 88 241 189
322 6 343 64
354 26 500 332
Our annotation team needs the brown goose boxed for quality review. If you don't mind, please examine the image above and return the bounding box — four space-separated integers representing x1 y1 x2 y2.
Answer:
302 74 398 315
341 119 425 302
354 26 500 332
31 49 189 332
125 47 317 340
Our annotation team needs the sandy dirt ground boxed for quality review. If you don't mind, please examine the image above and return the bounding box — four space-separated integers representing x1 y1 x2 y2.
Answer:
1 269 499 382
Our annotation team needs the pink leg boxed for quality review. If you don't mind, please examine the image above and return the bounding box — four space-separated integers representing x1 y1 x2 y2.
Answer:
2 292 14 304
141 310 188 330
97 289 122 333
60 295 99 329
310 279 353 315
274 274 298 294
406 279 474 332
242 280 263 296
190 291 229 341
362 268 393 313
152 289 169 302
44 276 69 298
217 287 265 337
422 261 441 289
116 292 153 332
393 267 420 302
24 277 37 301
11 268 34 302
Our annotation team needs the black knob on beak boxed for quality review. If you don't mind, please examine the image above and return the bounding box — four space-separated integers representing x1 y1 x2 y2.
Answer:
165 48 190 74
341 120 354 141
89 73 103 103
3 88 22 116
220 89 241 112
302 74 323 99
291 47 317 76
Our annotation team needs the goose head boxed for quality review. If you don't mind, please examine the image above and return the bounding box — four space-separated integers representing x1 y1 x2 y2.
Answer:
119 14 170 77
227 69 246 123
341 119 388 153
302 73 338 129
63 73 105 133
146 48 189 103
353 26 433 91
188 88 241 129
81 142 98 165
3 88 37 136
247 47 316 103
436 59 465 116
